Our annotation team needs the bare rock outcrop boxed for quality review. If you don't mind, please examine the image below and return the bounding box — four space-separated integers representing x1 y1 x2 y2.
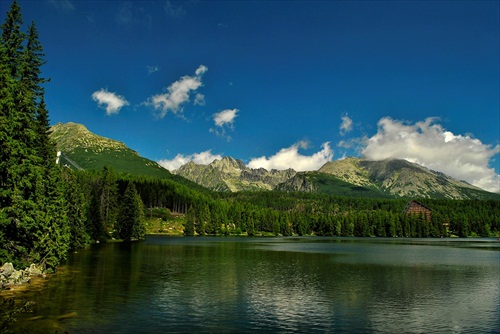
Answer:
0 263 45 290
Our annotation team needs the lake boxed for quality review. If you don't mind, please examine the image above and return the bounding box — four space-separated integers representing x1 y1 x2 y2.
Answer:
9 236 500 333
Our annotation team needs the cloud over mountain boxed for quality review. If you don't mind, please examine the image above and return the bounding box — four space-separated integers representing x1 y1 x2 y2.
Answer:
158 150 222 171
248 141 333 171
362 117 500 193
147 65 207 118
91 89 129 115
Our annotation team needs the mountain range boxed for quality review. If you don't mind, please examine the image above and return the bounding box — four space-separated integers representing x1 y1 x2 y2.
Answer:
49 122 499 200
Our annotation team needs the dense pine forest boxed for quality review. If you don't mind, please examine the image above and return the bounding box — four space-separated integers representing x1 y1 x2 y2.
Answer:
1 0 499 274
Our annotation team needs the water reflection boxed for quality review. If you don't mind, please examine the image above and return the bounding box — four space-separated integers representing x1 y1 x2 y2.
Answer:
10 237 500 333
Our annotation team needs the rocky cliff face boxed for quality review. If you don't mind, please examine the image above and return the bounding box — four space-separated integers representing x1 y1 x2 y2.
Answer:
173 157 297 192
274 173 317 193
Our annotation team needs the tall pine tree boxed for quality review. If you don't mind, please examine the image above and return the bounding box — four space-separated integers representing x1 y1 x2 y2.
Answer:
116 182 145 241
0 0 73 269
99 166 118 234
183 206 196 236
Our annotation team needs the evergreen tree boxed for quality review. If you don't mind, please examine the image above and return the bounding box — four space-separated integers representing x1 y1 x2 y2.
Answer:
195 203 209 236
116 182 146 241
21 22 47 102
206 203 219 235
0 1 78 268
386 214 397 237
0 1 46 267
334 216 342 236
183 206 196 236
1 0 24 80
246 212 255 236
87 190 105 242
34 97 52 165
31 175 70 269
99 166 118 234
0 36 15 263
62 168 90 249
280 212 291 236
131 190 146 240
0 0 24 210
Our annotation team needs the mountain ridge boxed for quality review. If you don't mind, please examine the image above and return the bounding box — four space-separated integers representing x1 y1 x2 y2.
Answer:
50 122 130 153
49 122 499 200
310 158 492 199
174 156 296 192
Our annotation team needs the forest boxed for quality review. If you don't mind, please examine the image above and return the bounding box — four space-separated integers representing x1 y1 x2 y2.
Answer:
1 0 499 273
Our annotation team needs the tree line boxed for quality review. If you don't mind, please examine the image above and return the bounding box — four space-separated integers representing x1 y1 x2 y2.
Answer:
1 0 499 272
180 191 499 238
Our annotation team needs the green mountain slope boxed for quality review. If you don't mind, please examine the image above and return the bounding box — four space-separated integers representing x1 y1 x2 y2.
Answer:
275 172 392 198
314 158 499 200
49 122 206 195
50 122 171 179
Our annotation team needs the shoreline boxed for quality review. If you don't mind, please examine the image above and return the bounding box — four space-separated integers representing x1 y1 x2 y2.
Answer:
0 263 47 295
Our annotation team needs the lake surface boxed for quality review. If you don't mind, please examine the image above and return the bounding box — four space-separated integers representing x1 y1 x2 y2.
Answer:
10 236 500 333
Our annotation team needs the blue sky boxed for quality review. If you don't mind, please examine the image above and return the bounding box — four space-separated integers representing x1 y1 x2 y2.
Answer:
3 0 499 192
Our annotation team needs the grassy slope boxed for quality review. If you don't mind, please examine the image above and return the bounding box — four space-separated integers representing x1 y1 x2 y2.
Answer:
305 171 499 200
304 172 393 198
67 147 170 179
64 148 209 192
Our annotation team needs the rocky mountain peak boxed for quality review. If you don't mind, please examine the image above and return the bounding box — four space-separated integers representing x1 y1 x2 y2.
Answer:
210 157 247 175
173 156 297 192
50 122 130 154
176 161 197 172
319 157 370 187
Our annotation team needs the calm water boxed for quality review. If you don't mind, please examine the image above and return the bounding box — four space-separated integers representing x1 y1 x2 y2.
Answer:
9 236 500 333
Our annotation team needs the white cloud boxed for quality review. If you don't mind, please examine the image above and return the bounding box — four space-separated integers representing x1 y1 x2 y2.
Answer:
147 65 160 75
361 117 500 193
194 93 205 106
91 89 129 115
210 108 239 140
195 65 208 76
340 114 353 135
157 150 223 171
213 109 238 127
146 65 207 118
248 141 333 171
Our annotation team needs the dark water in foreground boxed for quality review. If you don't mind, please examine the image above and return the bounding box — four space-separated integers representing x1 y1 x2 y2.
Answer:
9 237 500 333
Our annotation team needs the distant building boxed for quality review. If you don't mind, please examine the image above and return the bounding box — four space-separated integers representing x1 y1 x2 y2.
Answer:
404 200 432 221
